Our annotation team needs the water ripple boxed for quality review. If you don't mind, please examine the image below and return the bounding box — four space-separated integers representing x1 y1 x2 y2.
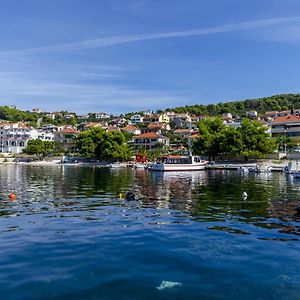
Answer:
0 166 299 299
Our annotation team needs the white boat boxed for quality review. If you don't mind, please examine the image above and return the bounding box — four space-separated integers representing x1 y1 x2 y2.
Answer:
148 154 208 172
109 162 127 168
285 161 299 174
133 162 148 169
240 166 249 173
284 161 300 178
247 163 271 173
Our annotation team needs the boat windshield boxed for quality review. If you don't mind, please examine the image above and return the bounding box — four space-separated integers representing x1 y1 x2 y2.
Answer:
157 156 192 164
193 157 202 163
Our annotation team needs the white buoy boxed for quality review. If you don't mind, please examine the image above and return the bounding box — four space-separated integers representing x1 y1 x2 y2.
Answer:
242 191 248 199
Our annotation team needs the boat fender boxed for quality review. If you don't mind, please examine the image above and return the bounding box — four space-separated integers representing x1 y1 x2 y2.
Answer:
8 193 16 202
242 191 247 199
125 191 135 200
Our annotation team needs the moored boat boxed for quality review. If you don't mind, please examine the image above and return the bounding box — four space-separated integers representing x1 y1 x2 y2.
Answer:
133 162 148 169
109 162 127 168
148 154 208 172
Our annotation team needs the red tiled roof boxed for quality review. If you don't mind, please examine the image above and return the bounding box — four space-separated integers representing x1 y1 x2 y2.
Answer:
106 126 120 131
148 124 163 129
264 111 278 115
278 110 290 114
188 133 200 139
84 122 103 128
174 129 192 133
123 125 138 130
57 128 79 134
133 132 166 139
272 115 300 123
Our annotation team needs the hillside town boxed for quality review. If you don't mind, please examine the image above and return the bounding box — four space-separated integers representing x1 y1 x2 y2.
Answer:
0 105 299 156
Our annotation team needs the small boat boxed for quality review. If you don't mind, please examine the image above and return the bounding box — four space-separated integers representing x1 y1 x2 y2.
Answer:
285 161 299 174
285 161 300 179
109 162 127 168
148 154 208 172
240 166 249 173
133 162 148 169
247 163 271 173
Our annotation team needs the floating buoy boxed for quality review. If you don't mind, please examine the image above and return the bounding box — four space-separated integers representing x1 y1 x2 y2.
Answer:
8 193 16 202
119 193 123 199
242 191 248 199
125 191 135 200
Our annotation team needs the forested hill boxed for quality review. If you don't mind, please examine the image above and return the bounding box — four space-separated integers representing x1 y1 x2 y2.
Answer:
166 94 300 116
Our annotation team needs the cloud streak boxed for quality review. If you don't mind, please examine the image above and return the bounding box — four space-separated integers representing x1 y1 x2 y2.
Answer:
0 67 185 113
2 16 300 55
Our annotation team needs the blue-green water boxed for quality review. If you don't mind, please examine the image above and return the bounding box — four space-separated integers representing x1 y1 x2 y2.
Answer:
0 165 300 299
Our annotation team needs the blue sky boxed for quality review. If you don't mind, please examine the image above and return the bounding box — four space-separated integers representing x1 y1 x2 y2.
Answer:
1 0 300 114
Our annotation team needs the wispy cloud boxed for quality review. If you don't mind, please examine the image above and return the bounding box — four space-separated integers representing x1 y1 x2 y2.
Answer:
1 16 300 114
0 66 185 113
1 16 300 55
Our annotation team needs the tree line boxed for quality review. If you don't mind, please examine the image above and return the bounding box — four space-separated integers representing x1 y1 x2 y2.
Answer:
192 118 276 160
24 119 276 161
166 93 300 116
24 127 132 161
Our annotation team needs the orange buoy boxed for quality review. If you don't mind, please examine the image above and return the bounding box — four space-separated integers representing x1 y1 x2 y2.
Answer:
8 193 16 202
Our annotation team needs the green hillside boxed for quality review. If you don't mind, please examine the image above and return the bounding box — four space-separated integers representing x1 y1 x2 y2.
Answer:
166 94 300 116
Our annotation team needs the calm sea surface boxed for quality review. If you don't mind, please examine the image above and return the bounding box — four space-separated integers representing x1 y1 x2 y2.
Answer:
0 165 300 300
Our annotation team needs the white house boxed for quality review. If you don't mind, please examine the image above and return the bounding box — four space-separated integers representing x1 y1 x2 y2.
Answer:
246 111 258 118
168 113 192 128
95 112 110 120
224 121 241 128
269 114 300 138
131 114 144 125
133 132 169 150
122 125 141 135
37 131 54 141
32 108 42 113
222 113 233 120
64 114 75 119
0 123 39 154
54 126 79 151
42 124 57 132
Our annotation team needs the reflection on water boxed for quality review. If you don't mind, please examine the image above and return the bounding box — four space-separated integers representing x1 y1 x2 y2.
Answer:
0 165 300 299
1 165 300 237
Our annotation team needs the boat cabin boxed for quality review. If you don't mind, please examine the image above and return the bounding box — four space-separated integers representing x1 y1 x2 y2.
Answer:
157 155 202 164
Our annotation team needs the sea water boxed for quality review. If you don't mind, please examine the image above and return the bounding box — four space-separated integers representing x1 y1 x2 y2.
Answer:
0 165 299 299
